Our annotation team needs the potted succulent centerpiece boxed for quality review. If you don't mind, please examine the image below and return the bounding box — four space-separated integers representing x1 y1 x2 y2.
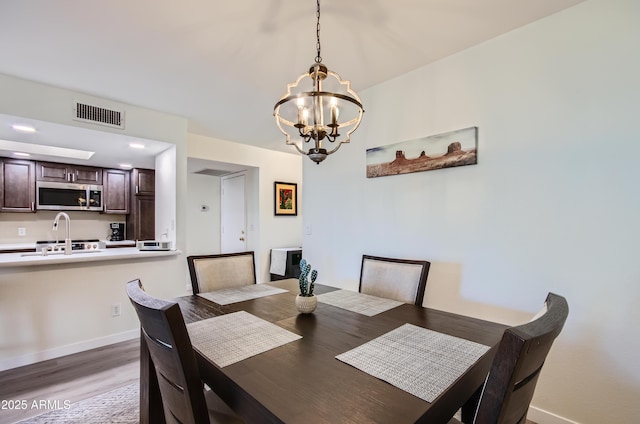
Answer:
295 259 318 313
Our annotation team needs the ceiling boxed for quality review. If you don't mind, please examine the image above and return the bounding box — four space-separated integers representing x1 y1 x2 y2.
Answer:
0 113 171 169
0 0 586 167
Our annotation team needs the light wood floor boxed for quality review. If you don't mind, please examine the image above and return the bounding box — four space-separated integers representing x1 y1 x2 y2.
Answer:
0 338 139 424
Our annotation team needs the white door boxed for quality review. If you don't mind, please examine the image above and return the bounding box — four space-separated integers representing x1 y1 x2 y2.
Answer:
221 173 246 253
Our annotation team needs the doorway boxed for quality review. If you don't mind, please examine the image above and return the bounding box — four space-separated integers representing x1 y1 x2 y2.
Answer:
221 173 247 253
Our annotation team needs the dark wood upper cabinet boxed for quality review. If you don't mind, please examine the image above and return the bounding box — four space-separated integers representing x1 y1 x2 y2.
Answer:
132 168 155 195
103 169 130 214
36 161 103 184
0 158 36 212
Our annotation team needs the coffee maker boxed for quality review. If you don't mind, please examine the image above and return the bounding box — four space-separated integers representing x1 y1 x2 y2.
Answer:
109 223 126 241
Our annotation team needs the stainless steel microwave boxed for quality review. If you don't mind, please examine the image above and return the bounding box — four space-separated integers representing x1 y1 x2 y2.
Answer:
36 181 103 211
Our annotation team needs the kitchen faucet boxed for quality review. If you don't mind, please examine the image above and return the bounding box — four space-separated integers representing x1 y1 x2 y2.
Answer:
53 212 72 255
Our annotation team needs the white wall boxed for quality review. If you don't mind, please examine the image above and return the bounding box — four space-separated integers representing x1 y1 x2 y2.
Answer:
186 173 221 255
0 255 185 370
155 146 177 244
302 0 640 423
0 74 184 145
0 76 190 370
185 168 260 262
187 134 303 283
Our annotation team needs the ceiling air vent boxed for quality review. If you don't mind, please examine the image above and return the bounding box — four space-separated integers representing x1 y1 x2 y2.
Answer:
73 101 125 129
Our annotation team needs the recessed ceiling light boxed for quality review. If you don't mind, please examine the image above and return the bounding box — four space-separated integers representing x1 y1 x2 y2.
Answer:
119 163 133 169
12 124 37 133
129 143 145 149
0 139 94 160
13 152 31 157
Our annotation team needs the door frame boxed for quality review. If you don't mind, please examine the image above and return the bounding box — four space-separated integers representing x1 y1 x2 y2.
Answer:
220 172 247 253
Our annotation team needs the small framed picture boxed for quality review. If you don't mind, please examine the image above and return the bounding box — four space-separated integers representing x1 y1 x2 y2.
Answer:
274 181 297 216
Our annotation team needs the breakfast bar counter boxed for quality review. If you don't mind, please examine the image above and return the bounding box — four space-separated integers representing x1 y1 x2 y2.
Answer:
0 247 181 268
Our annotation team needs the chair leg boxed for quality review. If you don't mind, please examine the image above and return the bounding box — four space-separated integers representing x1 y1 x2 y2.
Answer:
461 386 482 423
139 332 166 424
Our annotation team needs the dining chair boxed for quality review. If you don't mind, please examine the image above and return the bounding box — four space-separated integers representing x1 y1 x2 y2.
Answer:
187 251 256 294
450 292 569 424
359 254 431 305
126 279 243 424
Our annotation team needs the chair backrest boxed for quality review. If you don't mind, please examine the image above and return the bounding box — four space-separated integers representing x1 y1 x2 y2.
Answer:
126 279 210 424
473 292 569 424
359 255 431 305
187 251 256 294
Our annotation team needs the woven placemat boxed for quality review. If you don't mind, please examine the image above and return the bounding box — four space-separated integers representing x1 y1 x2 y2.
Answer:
336 323 490 402
317 289 403 316
197 284 288 305
187 311 301 367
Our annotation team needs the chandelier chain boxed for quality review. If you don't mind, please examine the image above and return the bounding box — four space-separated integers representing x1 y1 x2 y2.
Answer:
315 0 322 63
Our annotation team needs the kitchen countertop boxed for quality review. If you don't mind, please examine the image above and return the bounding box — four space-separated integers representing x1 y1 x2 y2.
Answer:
0 247 181 268
0 240 137 252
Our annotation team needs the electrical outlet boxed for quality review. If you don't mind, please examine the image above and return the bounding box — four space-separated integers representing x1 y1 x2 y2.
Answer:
111 303 121 317
18 227 26 237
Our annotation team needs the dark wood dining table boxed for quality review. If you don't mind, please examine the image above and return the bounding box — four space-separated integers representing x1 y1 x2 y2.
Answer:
139 279 508 424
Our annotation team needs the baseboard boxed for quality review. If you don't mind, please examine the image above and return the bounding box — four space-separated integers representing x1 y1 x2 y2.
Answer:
529 405 580 424
0 329 139 372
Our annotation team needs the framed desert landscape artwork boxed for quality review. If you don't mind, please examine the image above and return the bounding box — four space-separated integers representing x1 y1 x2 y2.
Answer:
274 181 297 216
366 127 478 178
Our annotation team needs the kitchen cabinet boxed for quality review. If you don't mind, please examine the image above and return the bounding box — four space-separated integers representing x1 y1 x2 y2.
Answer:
129 196 155 241
127 168 155 240
36 161 103 184
131 167 155 196
0 158 36 212
103 169 130 214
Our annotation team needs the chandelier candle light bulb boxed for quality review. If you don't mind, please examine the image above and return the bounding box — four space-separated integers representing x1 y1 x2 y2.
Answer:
297 100 304 125
330 98 338 125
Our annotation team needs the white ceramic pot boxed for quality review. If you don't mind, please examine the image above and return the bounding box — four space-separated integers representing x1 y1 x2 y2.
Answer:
295 294 317 313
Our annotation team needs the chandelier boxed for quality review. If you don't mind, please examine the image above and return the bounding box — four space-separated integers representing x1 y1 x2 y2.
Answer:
273 0 364 164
